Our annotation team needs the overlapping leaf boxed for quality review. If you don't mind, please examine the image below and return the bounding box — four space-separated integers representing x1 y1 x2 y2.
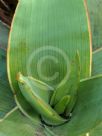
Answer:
0 80 16 119
0 22 16 119
0 0 102 136
0 21 9 50
92 49 102 75
0 109 45 136
48 76 102 136
7 0 91 122
0 21 9 80
87 0 102 50
87 0 102 78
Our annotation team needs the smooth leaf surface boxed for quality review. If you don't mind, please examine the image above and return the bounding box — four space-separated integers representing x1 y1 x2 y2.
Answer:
0 49 7 80
17 73 54 103
0 80 16 119
0 20 9 81
17 73 66 126
92 48 102 75
0 49 16 119
88 122 102 136
87 0 102 51
0 21 9 50
7 0 91 120
54 95 70 115
80 122 102 136
50 52 80 107
48 75 102 136
0 109 45 136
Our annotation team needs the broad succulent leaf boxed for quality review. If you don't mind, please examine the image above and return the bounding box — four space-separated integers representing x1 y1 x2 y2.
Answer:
7 0 91 122
87 0 102 77
0 21 9 50
1 0 102 136
0 109 45 136
0 77 16 119
92 48 102 75
47 75 102 136
86 122 102 136
0 21 9 80
0 49 7 80
87 0 102 50
17 72 54 103
50 52 80 107
0 80 16 119
1 75 102 136
17 73 66 126
54 95 70 115
0 43 16 119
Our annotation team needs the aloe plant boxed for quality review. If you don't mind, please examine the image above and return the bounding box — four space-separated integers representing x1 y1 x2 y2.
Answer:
0 0 102 136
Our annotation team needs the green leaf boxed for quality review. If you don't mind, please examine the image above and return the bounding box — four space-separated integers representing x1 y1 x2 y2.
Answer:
87 0 102 51
7 0 91 125
80 121 102 136
0 80 16 119
44 126 57 136
0 108 46 136
17 73 66 126
92 48 102 75
88 122 102 136
0 49 7 80
0 21 9 50
50 52 80 107
17 72 54 103
0 20 9 82
0 48 16 119
54 95 70 115
47 75 102 136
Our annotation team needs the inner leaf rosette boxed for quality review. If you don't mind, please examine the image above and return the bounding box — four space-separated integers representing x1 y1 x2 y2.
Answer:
7 0 91 128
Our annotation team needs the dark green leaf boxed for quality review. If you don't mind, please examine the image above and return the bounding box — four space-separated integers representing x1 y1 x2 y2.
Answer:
0 21 9 50
0 80 16 119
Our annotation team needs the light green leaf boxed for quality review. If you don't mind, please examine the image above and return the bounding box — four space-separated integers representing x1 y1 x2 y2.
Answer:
17 73 66 126
92 48 102 75
88 122 102 136
50 52 80 109
80 121 102 136
44 126 58 136
17 72 54 103
54 95 70 115
48 75 102 136
7 0 91 120
0 108 45 136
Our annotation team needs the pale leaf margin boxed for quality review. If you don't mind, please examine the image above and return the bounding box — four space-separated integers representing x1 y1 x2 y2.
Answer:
0 106 18 122
84 0 92 76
